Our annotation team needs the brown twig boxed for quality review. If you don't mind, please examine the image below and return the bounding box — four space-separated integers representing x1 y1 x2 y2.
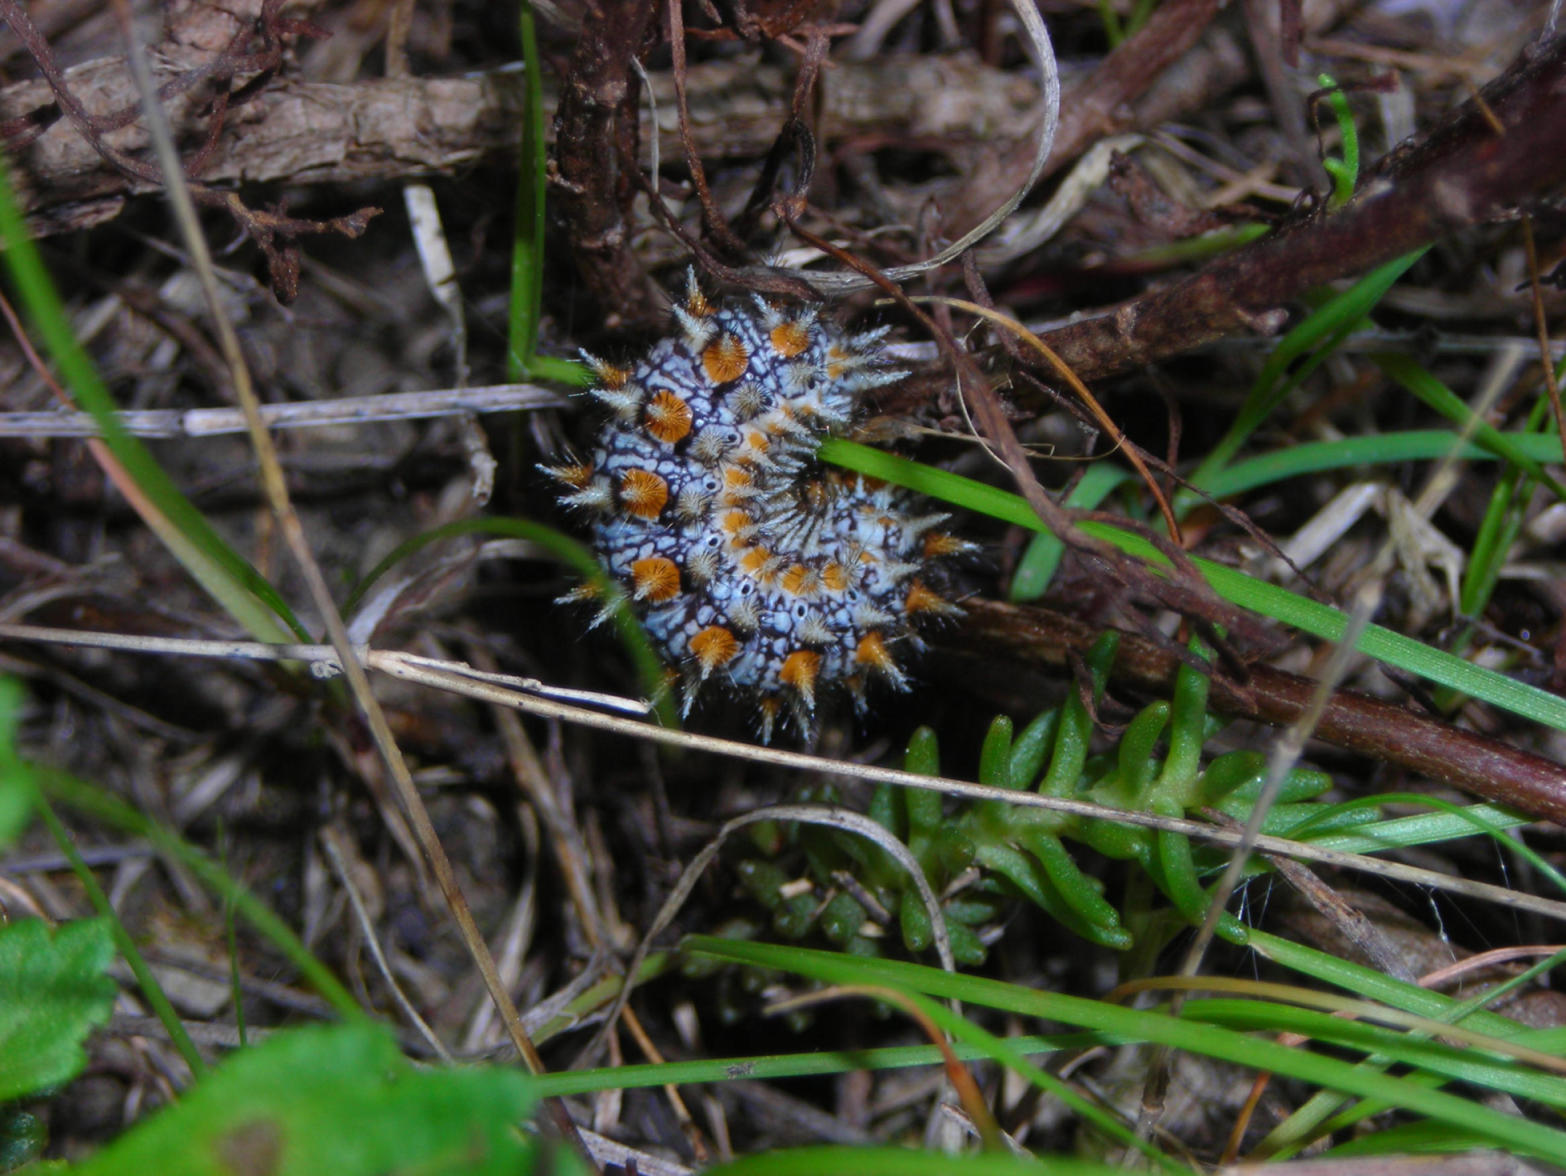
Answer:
1521 217 1566 469
0 52 1033 231
788 218 1269 666
666 0 747 259
553 0 662 326
1032 32 1566 385
958 598 1566 824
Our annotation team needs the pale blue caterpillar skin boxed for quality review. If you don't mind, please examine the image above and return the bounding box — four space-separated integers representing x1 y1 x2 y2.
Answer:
545 275 970 740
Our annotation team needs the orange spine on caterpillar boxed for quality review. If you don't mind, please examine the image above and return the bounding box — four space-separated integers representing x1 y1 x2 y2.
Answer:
544 272 972 741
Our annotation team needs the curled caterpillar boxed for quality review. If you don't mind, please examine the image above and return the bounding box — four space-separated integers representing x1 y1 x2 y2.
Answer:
544 274 971 740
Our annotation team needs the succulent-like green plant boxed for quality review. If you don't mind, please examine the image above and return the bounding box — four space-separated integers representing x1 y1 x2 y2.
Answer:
733 634 1378 964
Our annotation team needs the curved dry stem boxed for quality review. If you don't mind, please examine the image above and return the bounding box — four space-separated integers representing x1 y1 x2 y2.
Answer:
577 802 957 1069
790 0 1059 296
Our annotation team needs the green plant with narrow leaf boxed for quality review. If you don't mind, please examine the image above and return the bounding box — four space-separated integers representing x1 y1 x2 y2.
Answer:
1316 73 1360 210
0 679 34 852
733 635 1374 964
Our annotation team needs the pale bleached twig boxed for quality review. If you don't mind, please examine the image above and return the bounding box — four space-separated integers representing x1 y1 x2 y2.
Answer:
0 624 648 715
0 383 564 439
4 621 1562 927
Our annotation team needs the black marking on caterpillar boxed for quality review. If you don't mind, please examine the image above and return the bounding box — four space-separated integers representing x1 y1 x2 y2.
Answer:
544 273 972 741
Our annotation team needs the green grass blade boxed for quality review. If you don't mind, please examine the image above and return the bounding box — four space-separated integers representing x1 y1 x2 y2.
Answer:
1307 801 1531 855
1374 352 1566 500
28 789 207 1076
532 1033 1084 1096
988 426 1564 599
0 153 306 642
882 988 1176 1168
1186 999 1566 1107
505 4 589 388
1010 462 1128 601
545 1005 1174 1168
0 678 34 848
708 1148 1132 1176
1297 792 1566 898
1186 249 1427 494
822 439 1566 731
971 427 1566 538
506 3 548 381
1459 386 1559 622
1242 930 1566 1157
1205 428 1564 499
686 937 1566 1163
1247 930 1526 1036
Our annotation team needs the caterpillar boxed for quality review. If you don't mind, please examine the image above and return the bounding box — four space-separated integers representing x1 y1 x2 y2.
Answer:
544 274 971 740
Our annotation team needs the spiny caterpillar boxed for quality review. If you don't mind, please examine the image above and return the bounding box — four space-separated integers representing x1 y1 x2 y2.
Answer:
544 273 971 741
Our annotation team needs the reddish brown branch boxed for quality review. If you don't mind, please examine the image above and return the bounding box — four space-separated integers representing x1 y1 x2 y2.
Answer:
1034 33 1566 384
958 598 1566 825
666 0 747 259
553 0 662 326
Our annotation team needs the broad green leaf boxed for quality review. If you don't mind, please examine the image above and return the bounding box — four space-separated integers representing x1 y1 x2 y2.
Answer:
0 918 116 1102
73 1023 548 1176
